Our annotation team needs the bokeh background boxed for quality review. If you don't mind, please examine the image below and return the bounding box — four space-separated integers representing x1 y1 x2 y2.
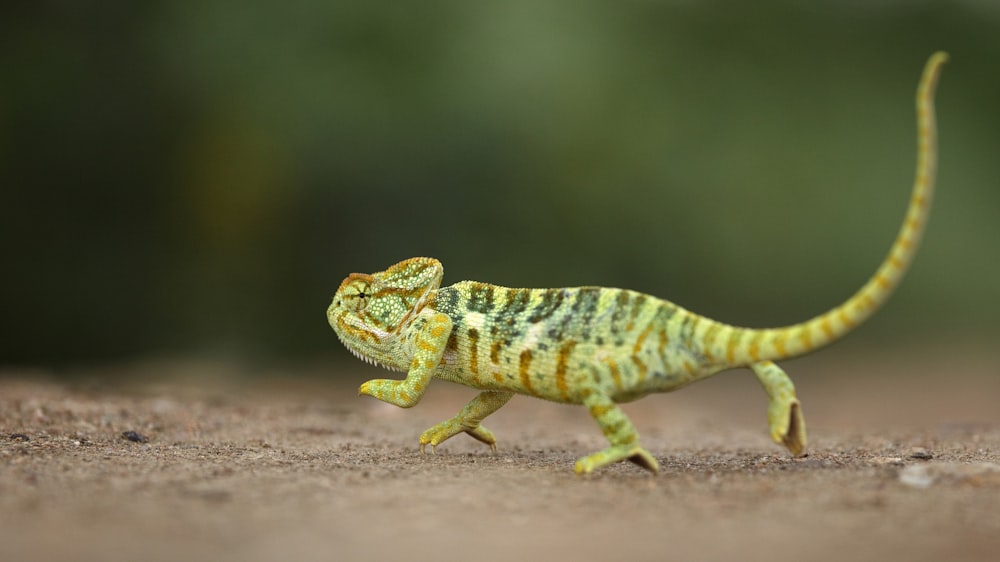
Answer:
3 1 998 369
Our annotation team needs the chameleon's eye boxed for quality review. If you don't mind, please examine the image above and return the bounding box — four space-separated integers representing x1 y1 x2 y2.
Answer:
342 281 370 313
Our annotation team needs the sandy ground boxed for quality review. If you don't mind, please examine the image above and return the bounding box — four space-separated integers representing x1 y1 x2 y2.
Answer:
2 343 999 562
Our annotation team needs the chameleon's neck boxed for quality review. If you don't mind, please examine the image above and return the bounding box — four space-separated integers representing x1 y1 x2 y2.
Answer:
715 52 947 367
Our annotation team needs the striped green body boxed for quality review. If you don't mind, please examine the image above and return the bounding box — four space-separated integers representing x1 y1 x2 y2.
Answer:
431 284 714 404
327 53 948 474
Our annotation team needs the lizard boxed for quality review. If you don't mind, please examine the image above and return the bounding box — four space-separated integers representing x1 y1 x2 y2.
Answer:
327 52 948 474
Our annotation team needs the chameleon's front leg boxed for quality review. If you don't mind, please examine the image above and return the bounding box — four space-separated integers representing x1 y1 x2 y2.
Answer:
420 390 513 453
358 312 452 408
575 390 659 475
751 360 807 455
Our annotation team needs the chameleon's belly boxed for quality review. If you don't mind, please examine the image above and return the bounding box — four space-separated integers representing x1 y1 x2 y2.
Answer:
436 339 713 404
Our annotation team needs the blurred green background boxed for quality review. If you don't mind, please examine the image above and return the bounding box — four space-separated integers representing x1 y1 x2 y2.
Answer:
2 1 998 368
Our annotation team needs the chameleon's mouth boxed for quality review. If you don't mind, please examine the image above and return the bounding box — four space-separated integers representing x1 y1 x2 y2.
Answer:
336 333 403 373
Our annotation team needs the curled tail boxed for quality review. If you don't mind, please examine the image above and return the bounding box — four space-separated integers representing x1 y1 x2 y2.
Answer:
718 52 948 366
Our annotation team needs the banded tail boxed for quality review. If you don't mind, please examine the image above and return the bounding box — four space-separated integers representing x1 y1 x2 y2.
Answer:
722 52 948 366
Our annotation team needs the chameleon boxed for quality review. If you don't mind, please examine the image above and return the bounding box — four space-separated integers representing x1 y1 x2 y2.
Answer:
327 52 948 474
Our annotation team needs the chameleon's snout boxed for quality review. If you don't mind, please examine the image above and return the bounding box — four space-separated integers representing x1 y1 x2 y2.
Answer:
326 300 336 322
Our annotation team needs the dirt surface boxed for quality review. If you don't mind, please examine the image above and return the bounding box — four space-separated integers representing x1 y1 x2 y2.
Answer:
2 344 999 562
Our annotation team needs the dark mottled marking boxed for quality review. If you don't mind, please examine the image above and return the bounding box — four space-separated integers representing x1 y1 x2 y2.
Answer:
772 331 788 359
519 350 534 395
652 301 676 326
725 328 745 364
528 289 565 323
489 340 503 364
501 288 532 318
467 328 480 374
466 283 495 313
573 289 602 330
555 339 577 401
438 287 461 313
550 310 579 343
615 289 631 308
626 294 647 331
570 288 596 312
701 321 723 361
632 320 655 354
677 314 694 349
446 332 459 353
656 326 669 358
687 315 702 349
610 289 630 329
631 356 649 383
547 287 601 341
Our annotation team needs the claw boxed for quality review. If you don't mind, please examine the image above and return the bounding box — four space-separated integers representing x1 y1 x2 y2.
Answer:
770 398 807 456
574 445 660 475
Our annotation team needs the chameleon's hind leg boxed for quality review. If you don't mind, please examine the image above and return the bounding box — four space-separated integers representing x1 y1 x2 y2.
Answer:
751 361 807 455
419 390 513 453
575 391 659 475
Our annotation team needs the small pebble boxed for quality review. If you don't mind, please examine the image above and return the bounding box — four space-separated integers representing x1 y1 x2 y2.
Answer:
908 447 933 460
899 465 935 489
121 430 149 443
9 433 30 442
899 461 1000 489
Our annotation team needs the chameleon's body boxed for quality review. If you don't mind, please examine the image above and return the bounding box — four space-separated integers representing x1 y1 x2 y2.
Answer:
328 53 948 474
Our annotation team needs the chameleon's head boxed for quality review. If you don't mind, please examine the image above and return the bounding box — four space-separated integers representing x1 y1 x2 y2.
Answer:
327 257 444 371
